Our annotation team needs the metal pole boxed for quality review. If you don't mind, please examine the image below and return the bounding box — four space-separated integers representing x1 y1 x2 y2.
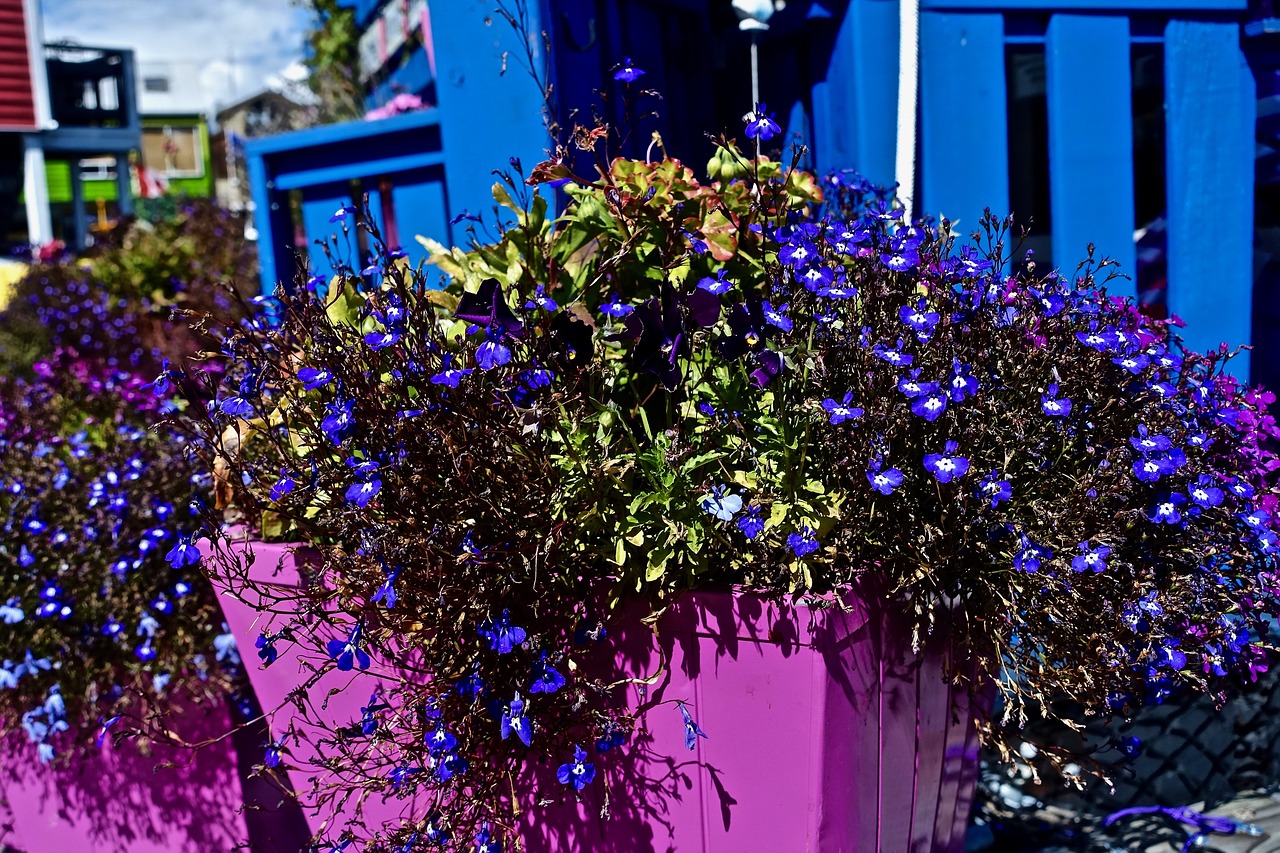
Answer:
750 33 760 107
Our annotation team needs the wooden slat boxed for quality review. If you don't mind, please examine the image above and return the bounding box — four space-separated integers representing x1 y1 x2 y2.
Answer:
920 13 1010 234
1164 20 1255 376
1045 14 1137 292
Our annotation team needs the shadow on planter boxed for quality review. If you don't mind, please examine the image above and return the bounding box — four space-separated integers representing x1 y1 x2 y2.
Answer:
0 696 310 852
216 535 982 853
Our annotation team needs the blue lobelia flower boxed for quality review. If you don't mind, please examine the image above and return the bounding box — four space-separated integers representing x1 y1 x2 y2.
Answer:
867 459 904 495
0 599 24 624
478 610 527 654
264 733 287 767
165 535 201 569
596 725 627 753
1013 535 1052 573
911 385 949 422
501 692 532 746
524 285 559 312
1153 639 1187 671
327 622 372 671
899 298 940 340
435 751 468 782
270 470 296 502
344 478 382 508
822 392 863 425
529 652 566 694
977 471 1012 508
298 367 334 390
873 340 913 367
476 326 513 371
1239 507 1271 530
425 724 458 754
1148 492 1188 525
372 564 400 609
762 301 792 332
788 525 819 557
1071 541 1110 573
700 485 743 521
678 701 709 750
612 57 645 82
743 104 780 141
1040 384 1072 417
430 353 473 388
388 764 422 791
321 397 356 446
1112 352 1150 375
946 360 979 402
924 442 970 483
1187 475 1225 508
557 744 597 791
737 506 764 539
600 293 636 317
476 823 503 853
329 205 355 223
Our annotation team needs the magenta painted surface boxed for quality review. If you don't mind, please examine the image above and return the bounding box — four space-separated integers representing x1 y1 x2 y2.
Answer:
0 697 309 852
218 538 980 851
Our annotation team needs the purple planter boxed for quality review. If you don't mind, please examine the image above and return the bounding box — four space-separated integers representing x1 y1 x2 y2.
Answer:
217 537 981 851
0 697 309 852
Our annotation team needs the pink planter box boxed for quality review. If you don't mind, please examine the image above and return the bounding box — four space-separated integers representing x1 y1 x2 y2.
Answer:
0 698 309 852
217 537 981 852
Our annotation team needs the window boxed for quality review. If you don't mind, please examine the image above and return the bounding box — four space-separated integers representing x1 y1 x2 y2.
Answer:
143 76 170 93
141 125 204 178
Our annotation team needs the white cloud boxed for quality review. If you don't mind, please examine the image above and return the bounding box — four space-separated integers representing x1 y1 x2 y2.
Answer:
39 0 311 116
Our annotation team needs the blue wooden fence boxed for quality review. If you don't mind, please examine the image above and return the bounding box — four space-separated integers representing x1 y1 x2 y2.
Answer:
252 0 1260 376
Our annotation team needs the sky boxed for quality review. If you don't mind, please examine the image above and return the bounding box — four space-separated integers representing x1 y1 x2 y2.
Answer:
39 0 313 116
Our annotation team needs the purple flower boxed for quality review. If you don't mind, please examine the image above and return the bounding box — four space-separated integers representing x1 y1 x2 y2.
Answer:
821 392 863 424
678 701 709 750
867 460 904 495
744 104 780 141
978 471 1012 508
557 744 596 790
923 441 970 483
1071 541 1110 573
501 693 532 746
264 733 287 767
326 622 372 671
787 525 819 557
612 57 645 82
1154 640 1186 670
1040 384 1072 417
1013 535 1052 573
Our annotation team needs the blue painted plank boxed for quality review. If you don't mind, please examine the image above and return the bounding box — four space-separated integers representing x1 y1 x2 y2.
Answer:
430 0 551 245
1045 14 1136 294
271 151 446 191
919 13 1009 234
244 109 440 157
1164 19 1255 375
813 0 899 186
923 0 1244 9
247 152 292 294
